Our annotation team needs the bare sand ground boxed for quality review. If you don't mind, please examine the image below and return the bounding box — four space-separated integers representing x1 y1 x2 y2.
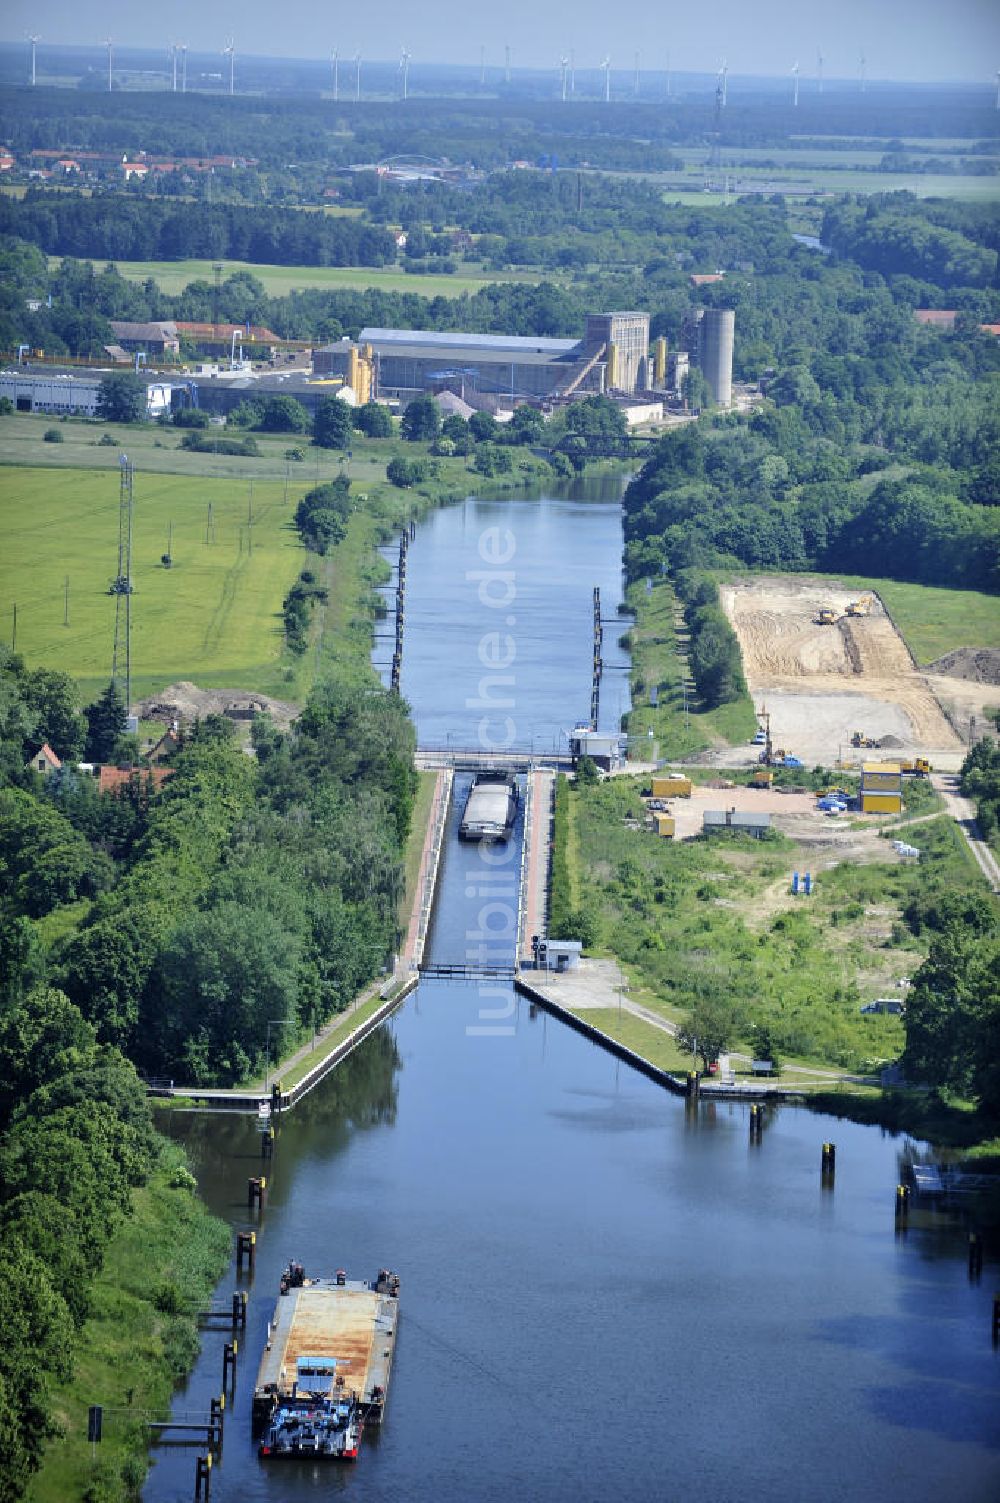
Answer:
718 577 963 768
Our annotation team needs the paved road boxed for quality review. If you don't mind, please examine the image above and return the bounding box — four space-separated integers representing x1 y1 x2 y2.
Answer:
931 772 1000 891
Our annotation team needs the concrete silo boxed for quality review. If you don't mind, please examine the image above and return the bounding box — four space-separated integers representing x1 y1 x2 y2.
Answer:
698 308 735 407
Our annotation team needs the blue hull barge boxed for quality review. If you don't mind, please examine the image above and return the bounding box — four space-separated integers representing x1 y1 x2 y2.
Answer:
254 1263 400 1460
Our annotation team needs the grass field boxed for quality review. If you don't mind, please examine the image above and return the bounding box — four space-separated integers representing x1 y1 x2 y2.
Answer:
555 771 993 1079
835 575 1000 665
0 464 305 699
48 255 547 299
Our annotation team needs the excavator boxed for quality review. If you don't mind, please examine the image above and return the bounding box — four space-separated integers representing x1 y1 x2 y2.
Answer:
846 593 874 618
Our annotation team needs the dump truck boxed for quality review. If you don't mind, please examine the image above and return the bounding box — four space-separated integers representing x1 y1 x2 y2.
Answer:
898 757 931 777
815 606 839 626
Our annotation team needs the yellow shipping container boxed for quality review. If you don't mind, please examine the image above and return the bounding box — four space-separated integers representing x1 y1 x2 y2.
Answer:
651 775 692 798
861 792 902 815
655 814 676 838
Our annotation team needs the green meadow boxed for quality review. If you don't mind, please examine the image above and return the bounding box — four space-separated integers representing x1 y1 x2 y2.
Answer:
47 255 546 299
0 465 303 698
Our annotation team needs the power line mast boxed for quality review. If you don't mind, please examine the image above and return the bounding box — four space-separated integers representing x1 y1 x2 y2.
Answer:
111 454 135 712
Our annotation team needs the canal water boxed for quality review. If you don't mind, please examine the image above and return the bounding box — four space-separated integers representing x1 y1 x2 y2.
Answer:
148 478 1000 1502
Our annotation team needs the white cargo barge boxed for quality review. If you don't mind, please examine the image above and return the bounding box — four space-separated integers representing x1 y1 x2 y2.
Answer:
458 771 518 841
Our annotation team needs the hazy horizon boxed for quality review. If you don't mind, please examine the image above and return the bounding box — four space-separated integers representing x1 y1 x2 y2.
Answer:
3 0 999 87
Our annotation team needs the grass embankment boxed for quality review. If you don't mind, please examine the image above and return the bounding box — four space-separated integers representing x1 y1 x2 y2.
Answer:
552 772 994 1094
50 255 547 299
30 1147 230 1503
835 575 1000 665
625 577 757 758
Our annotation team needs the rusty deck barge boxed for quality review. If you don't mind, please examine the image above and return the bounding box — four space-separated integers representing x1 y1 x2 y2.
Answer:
253 1263 399 1459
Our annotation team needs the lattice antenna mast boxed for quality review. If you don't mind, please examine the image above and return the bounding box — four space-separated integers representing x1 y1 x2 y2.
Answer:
111 454 135 711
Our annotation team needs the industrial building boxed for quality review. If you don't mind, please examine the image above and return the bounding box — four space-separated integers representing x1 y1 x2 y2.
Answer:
0 368 176 419
313 312 651 406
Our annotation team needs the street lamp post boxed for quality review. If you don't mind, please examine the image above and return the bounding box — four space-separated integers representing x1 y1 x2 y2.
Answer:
264 1017 295 1093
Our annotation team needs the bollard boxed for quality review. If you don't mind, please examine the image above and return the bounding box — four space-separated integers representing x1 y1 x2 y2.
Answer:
895 1184 910 1218
195 1453 212 1501
821 1142 836 1174
248 1176 267 1211
235 1229 256 1274
232 1290 247 1328
686 1071 699 1099
968 1232 984 1281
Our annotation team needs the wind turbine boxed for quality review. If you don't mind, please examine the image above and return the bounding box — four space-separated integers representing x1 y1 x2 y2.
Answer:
105 37 113 92
718 59 729 108
601 56 611 103
399 47 411 100
792 60 800 107
559 56 569 102
817 50 824 95
223 39 235 96
26 33 40 87
570 48 575 94
331 50 339 100
354 52 361 102
169 44 178 92
859 53 867 93
180 44 188 93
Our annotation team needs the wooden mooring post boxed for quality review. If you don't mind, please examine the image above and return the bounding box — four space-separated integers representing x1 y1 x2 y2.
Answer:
247 1176 266 1211
749 1103 764 1142
968 1232 983 1281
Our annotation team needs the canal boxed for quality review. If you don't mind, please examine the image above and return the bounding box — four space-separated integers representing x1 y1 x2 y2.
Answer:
149 478 1000 1502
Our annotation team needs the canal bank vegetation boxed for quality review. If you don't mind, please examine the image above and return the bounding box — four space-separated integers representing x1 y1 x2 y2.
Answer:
550 773 1000 1145
0 979 227 1503
625 577 757 758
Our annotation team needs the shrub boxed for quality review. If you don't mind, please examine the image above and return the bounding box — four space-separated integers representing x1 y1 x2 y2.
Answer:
172 408 210 428
43 427 63 443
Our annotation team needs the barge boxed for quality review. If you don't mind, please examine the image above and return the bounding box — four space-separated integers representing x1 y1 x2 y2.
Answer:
459 770 518 841
254 1262 399 1460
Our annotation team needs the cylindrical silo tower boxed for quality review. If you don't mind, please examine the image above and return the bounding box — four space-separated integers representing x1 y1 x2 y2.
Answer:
698 308 735 407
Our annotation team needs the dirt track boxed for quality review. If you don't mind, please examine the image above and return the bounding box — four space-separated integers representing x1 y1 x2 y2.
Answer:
719 578 962 764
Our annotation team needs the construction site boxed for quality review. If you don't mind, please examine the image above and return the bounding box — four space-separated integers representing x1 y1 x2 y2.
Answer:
718 577 965 770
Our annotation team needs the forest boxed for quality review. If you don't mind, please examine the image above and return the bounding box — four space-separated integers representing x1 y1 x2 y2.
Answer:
0 651 416 1086
1 83 995 173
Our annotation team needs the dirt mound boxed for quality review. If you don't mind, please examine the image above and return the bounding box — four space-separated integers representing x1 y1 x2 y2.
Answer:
136 680 299 730
925 648 1000 685
878 734 904 749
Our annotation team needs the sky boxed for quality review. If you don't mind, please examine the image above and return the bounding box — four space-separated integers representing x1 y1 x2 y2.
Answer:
4 0 999 85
